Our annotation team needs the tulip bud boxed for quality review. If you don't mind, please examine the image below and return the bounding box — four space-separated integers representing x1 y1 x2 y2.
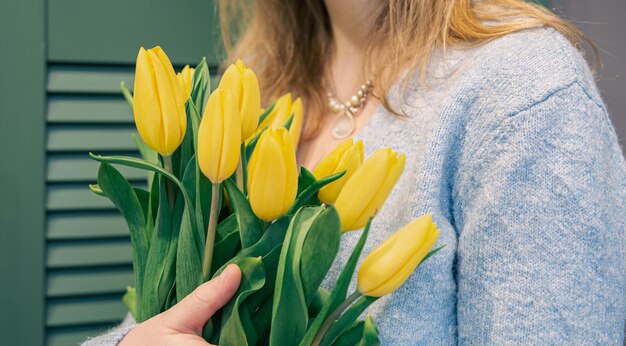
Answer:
248 128 298 221
357 213 440 297
256 93 304 147
177 65 195 98
334 148 406 231
313 139 364 204
219 60 261 140
133 46 187 156
197 88 241 183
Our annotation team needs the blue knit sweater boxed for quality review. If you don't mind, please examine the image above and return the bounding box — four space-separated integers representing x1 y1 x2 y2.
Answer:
83 27 626 345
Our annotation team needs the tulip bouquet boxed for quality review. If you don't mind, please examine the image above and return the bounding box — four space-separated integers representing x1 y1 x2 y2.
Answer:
89 46 442 346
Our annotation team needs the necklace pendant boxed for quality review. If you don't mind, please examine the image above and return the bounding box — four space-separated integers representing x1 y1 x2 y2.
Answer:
331 111 356 140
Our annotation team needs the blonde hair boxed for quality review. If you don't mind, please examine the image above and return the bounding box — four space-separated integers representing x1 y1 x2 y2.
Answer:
220 0 590 140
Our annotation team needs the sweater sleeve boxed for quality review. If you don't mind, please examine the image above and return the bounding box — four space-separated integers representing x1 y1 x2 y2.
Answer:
454 81 626 344
80 313 136 346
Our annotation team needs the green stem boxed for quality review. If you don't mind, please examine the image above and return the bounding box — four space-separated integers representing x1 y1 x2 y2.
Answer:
162 155 176 212
312 291 362 346
235 159 244 193
202 182 220 281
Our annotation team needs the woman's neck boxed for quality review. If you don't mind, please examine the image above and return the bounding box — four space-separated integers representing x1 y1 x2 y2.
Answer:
324 0 381 100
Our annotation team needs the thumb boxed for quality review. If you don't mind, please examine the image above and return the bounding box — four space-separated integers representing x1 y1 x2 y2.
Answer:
160 264 241 334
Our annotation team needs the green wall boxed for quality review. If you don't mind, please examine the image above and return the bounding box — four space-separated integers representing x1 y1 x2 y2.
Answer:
0 1 222 344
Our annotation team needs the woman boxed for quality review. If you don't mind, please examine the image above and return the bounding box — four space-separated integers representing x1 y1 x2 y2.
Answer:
85 0 626 344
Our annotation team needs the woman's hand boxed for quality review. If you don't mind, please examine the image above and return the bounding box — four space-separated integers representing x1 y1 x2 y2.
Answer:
119 264 242 346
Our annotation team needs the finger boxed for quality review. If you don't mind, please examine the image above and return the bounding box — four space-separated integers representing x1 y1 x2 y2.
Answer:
161 264 242 334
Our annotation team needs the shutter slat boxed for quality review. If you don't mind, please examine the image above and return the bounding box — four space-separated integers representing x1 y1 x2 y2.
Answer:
48 94 132 123
47 65 134 94
47 324 118 346
47 154 147 182
47 295 128 327
48 267 134 297
47 184 114 211
47 212 129 240
47 125 138 152
47 239 132 268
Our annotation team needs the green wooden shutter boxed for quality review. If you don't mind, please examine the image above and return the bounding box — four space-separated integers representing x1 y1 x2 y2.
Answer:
43 1 222 344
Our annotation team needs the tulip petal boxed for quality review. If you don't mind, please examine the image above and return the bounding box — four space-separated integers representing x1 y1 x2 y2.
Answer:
357 214 439 297
334 149 394 230
219 63 243 106
240 69 261 139
133 47 164 154
153 46 186 144
149 47 186 155
177 65 194 97
289 97 303 147
248 129 288 221
315 139 364 204
260 93 291 129
279 128 298 213
351 152 406 229
198 90 224 182
216 89 241 181
314 138 353 178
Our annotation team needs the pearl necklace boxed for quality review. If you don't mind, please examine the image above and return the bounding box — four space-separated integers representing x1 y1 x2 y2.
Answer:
327 79 373 139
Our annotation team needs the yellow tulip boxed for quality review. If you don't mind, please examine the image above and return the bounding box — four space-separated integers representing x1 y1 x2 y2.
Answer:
255 93 304 147
313 139 364 204
219 60 261 140
133 46 186 156
248 127 298 221
197 88 241 183
357 213 440 297
334 148 406 231
177 65 195 98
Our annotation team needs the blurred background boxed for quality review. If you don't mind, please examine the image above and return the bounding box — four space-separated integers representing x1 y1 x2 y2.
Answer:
0 0 623 345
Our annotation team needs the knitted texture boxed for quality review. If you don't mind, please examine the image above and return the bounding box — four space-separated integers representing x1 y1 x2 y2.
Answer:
82 27 626 345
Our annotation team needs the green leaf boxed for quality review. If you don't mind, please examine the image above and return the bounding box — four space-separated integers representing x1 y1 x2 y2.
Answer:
297 167 317 196
270 207 324 346
88 184 104 196
131 133 158 187
308 288 330 319
239 142 249 195
300 206 341 305
332 321 364 346
146 171 160 239
299 219 372 346
122 286 137 320
211 230 240 275
89 153 198 233
120 81 134 108
223 178 263 249
141 176 179 321
132 187 150 226
289 170 346 214
245 125 268 160
321 295 378 346
238 216 289 259
191 57 211 115
258 101 276 125
218 257 266 346
131 135 158 165
358 316 380 346
251 296 273 344
422 245 445 264
185 101 213 232
283 112 294 130
245 244 282 311
175 158 204 302
96 163 148 319
216 213 238 241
